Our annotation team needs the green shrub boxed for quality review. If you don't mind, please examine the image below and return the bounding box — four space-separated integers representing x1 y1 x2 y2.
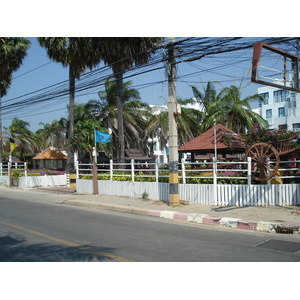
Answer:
27 172 41 177
141 191 149 200
113 175 131 181
80 175 93 180
78 169 247 184
11 169 21 180
135 171 156 182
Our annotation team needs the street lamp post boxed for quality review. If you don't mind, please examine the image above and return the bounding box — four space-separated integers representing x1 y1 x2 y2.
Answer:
147 137 158 158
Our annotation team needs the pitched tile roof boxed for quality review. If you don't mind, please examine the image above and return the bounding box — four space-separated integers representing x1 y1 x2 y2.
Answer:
178 124 245 152
33 147 67 160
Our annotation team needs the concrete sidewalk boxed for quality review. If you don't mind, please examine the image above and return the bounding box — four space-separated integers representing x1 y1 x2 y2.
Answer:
33 187 300 235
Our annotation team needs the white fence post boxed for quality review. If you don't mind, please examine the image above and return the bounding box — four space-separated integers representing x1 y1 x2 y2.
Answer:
24 162 28 188
110 159 113 181
131 159 135 182
181 158 186 184
213 157 217 205
155 159 159 182
8 162 11 187
75 160 79 179
0 163 2 177
247 156 252 186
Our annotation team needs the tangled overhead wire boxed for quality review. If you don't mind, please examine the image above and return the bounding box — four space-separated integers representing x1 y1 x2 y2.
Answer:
1 37 299 120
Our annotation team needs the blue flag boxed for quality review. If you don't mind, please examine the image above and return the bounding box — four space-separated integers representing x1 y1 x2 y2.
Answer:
96 130 110 143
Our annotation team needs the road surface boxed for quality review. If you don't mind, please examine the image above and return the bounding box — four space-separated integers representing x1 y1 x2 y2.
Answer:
1 188 300 262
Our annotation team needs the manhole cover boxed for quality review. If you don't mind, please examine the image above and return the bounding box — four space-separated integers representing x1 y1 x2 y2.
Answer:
257 239 300 253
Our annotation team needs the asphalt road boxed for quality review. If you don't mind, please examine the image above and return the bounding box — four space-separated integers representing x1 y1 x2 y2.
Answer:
1 189 300 262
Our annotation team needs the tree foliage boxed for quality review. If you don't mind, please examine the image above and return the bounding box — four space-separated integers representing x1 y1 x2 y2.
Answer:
90 37 164 163
86 79 150 157
4 117 38 155
38 37 103 171
192 82 268 134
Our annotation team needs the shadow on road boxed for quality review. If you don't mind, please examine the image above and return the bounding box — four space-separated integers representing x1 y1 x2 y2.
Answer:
0 233 118 262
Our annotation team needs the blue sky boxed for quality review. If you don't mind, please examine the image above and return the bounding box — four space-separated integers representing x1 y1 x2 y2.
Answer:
2 1 298 133
2 37 261 132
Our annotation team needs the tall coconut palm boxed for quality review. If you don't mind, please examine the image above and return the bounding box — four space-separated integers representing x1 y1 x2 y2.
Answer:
38 37 100 171
86 78 150 157
208 85 268 134
91 37 163 163
0 37 31 162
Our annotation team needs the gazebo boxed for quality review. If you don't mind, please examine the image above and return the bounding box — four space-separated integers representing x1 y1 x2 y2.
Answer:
32 147 67 170
178 124 245 162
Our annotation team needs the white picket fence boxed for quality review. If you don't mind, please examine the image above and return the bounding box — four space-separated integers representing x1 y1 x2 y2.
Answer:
1 159 300 206
75 158 300 206
17 174 67 188
0 162 67 188
75 179 300 206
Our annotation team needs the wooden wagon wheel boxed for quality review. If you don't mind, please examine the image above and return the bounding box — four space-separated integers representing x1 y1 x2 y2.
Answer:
244 142 280 182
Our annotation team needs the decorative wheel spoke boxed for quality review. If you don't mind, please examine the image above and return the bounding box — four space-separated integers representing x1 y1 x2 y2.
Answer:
244 142 280 182
249 149 259 160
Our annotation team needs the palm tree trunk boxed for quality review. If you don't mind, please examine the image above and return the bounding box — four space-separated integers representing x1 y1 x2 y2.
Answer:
67 63 75 172
116 72 125 163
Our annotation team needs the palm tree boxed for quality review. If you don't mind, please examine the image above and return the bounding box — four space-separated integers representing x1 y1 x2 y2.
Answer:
0 37 31 162
91 37 163 163
208 85 268 134
145 97 204 150
191 81 222 132
36 119 67 150
70 104 105 162
38 37 100 171
4 117 38 158
192 82 268 134
86 78 150 157
191 81 218 115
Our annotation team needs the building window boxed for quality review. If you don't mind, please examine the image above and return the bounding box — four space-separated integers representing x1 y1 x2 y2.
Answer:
259 92 269 105
278 124 287 130
293 123 300 131
291 92 296 100
278 107 285 117
274 90 290 103
266 109 272 123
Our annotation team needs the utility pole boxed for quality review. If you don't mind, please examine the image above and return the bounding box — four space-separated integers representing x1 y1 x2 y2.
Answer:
168 37 180 207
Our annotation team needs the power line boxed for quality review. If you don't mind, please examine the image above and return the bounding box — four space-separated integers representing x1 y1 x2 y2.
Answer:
2 37 299 119
12 61 53 80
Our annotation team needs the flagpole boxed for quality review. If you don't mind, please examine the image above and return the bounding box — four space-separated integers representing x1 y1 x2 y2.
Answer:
9 144 12 188
94 129 97 163
93 129 98 194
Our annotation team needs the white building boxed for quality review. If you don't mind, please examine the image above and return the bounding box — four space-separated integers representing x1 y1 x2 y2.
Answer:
148 101 203 163
256 84 300 132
